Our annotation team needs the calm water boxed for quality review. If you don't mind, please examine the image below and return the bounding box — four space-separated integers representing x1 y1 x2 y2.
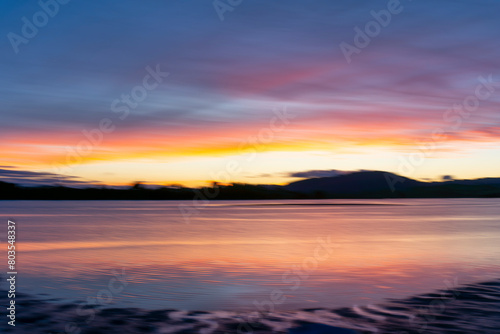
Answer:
1 199 499 312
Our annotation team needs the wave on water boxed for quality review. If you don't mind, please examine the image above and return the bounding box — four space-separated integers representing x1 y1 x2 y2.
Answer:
2 279 500 333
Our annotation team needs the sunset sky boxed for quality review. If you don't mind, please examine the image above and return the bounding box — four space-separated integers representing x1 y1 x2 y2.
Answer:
1 0 500 187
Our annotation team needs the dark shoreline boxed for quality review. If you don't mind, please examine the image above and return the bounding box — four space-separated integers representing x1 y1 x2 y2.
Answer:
2 171 500 200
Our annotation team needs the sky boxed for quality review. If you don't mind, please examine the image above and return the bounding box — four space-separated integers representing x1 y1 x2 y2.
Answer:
1 0 500 187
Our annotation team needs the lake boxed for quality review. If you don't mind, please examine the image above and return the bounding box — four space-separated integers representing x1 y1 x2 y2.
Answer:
1 198 499 314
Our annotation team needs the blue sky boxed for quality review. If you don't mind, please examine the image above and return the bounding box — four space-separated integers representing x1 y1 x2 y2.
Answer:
1 0 500 186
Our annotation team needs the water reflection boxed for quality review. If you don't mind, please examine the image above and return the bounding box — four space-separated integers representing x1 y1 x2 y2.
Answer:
1 199 499 310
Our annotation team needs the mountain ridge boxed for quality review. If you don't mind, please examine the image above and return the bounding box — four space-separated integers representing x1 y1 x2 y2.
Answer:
1 171 500 199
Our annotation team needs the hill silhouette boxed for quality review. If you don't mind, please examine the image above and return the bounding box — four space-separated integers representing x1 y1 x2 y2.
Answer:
285 171 419 197
1 171 500 200
285 171 500 198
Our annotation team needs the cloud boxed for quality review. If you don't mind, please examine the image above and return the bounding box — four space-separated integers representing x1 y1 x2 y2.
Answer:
288 169 352 179
0 168 100 187
1 0 500 180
